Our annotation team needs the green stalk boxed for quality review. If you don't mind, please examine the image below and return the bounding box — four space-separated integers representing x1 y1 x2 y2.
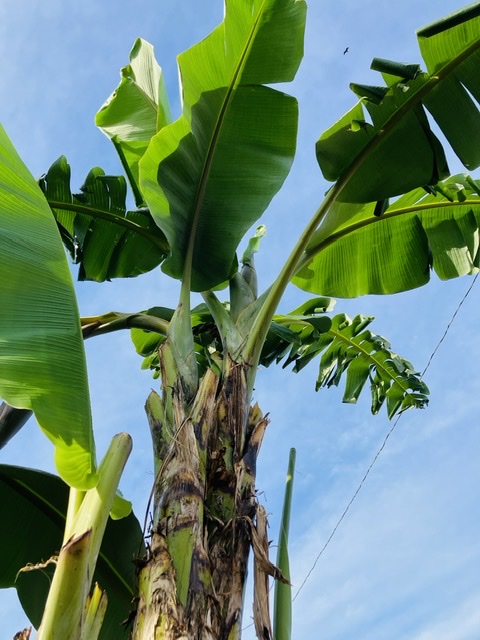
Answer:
244 39 474 372
273 448 296 640
243 183 340 370
37 530 92 640
37 433 132 640
47 200 168 251
64 488 86 543
80 311 169 338
70 433 132 575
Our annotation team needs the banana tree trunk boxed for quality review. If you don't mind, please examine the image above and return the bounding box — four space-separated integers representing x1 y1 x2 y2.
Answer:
131 345 271 640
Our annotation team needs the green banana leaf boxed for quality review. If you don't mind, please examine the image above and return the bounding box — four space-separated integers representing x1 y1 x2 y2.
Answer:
294 175 480 297
131 300 427 419
316 3 480 204
263 309 428 419
0 125 96 489
139 0 306 291
96 38 172 207
39 156 168 282
0 464 144 639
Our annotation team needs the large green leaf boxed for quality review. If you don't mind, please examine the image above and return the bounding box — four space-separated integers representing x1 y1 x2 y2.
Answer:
294 175 480 296
262 307 428 419
0 126 96 489
96 38 172 207
0 464 144 639
316 3 480 203
139 0 306 291
39 156 169 282
131 298 428 419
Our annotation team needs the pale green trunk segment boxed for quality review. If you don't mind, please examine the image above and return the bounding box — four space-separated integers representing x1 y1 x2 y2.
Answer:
37 530 92 640
132 531 187 639
133 340 219 637
132 349 274 639
37 433 132 640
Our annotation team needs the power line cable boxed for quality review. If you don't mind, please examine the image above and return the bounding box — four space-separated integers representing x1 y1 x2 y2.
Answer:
293 273 479 601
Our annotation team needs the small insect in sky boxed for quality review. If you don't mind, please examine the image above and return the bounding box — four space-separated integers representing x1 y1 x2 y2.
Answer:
343 47 349 55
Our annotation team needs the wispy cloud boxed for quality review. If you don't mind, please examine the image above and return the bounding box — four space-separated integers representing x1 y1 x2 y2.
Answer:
2 0 480 637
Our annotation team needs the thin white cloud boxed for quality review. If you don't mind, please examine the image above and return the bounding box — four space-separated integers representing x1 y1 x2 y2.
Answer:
2 0 480 637
412 593 480 640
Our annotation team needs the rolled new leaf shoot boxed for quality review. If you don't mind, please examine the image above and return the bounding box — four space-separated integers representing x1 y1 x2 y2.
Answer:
84 584 108 640
230 225 266 321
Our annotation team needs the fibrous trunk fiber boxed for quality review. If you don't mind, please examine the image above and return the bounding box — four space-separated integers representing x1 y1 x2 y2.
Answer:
131 353 273 640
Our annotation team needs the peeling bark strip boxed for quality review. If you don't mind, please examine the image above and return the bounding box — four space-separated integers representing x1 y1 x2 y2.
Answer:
253 506 273 640
131 348 279 639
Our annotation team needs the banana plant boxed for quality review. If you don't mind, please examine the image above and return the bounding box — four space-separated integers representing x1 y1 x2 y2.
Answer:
2 1 480 639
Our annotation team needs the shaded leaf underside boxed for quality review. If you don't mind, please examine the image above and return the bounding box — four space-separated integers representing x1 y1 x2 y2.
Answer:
316 3 480 204
139 0 306 291
39 156 168 282
0 465 144 639
294 175 480 297
291 4 480 299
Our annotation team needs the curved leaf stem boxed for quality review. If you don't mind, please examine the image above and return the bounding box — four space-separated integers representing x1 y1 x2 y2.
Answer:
47 200 168 251
294 197 480 273
80 311 169 339
243 182 342 370
244 32 480 371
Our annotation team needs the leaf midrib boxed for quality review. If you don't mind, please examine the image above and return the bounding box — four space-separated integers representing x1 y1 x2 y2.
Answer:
298 198 480 271
327 328 412 396
183 0 268 282
335 30 480 200
47 200 168 251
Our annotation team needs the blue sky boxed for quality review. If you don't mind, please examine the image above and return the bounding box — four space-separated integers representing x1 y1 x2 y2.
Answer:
1 0 480 638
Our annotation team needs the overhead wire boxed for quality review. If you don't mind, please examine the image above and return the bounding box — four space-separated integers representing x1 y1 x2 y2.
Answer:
292 272 479 601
